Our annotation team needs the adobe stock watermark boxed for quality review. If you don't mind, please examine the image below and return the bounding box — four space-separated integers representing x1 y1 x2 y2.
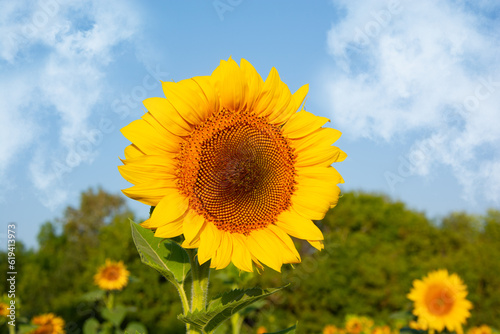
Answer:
350 0 402 50
213 0 244 21
7 0 60 45
384 136 442 193
461 75 500 116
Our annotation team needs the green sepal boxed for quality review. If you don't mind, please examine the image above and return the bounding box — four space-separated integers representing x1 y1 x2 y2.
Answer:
178 286 286 333
130 220 190 284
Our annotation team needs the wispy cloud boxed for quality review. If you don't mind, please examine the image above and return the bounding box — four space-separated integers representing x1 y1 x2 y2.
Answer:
324 0 500 205
0 0 141 209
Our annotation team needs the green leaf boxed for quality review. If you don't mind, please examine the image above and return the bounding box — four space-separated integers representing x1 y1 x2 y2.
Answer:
266 323 297 334
179 286 286 333
102 304 127 327
130 220 190 284
125 321 148 334
81 289 105 302
83 318 100 334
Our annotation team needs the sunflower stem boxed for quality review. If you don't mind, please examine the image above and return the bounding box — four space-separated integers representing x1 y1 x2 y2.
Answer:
187 249 210 334
106 291 115 310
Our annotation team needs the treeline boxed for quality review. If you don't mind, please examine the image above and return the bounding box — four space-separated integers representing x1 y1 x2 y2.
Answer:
1 188 499 333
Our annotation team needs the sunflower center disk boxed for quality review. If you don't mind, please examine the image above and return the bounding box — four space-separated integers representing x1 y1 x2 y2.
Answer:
178 110 296 235
424 284 454 316
103 267 120 281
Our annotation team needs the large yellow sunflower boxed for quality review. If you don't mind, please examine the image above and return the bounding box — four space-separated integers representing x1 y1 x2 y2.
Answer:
94 259 130 291
407 269 473 334
30 313 65 334
119 58 346 272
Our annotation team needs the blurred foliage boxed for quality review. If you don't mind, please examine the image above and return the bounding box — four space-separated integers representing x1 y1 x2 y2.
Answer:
1 188 499 333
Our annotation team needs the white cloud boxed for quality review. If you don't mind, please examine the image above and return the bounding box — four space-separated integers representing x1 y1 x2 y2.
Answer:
0 0 140 209
324 0 500 205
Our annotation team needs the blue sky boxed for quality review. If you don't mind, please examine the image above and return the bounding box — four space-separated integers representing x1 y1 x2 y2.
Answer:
1 0 499 249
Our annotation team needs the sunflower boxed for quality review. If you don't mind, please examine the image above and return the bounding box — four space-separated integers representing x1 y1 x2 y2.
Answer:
371 326 391 334
0 302 8 317
94 259 130 291
324 325 339 334
468 325 492 334
257 326 268 334
407 269 473 334
345 316 373 334
30 313 65 334
119 57 346 272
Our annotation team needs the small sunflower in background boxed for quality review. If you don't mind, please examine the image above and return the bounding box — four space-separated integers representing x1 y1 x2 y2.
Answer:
371 325 391 334
407 269 473 334
468 325 493 334
94 259 130 291
0 302 8 317
119 57 346 272
256 326 268 334
30 313 65 334
323 324 339 334
345 316 373 334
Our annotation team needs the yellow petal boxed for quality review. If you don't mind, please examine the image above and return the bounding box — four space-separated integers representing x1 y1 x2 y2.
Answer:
154 220 183 238
282 109 330 139
211 231 232 270
118 155 177 185
291 84 309 112
121 119 177 155
141 189 189 228
295 146 347 167
143 97 192 136
162 78 211 125
253 67 293 125
267 225 301 264
275 209 324 241
292 127 342 152
246 229 283 272
296 166 344 185
142 112 183 152
122 179 176 206
308 240 324 251
182 235 201 249
240 58 264 111
231 233 253 272
192 75 220 116
212 58 246 112
182 211 206 247
292 185 341 220
197 222 221 265
124 144 145 159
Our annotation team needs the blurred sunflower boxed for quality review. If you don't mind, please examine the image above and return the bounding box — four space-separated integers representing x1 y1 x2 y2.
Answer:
94 259 130 291
257 326 268 334
119 57 346 272
468 325 492 334
0 302 8 317
371 325 391 334
345 316 373 334
407 269 472 334
30 313 65 334
324 324 339 334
